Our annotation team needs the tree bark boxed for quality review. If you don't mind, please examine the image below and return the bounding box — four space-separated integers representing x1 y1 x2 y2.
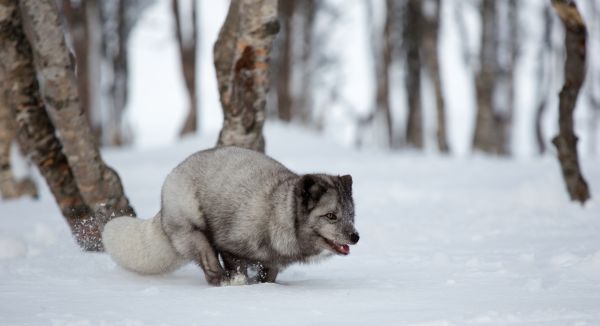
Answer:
0 82 37 200
214 0 279 153
173 0 199 137
472 0 496 154
472 0 502 154
106 0 131 146
0 0 103 249
275 0 294 122
378 0 394 147
550 0 590 204
18 0 135 217
534 5 553 155
404 0 424 149
61 0 96 142
296 0 316 124
421 0 450 153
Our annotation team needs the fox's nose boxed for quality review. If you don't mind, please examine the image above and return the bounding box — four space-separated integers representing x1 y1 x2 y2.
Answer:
349 232 360 244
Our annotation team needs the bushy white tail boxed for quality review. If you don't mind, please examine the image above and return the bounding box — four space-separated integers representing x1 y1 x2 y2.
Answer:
102 214 186 275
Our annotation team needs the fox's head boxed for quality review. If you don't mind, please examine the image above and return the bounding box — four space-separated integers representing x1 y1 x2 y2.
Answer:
296 174 359 256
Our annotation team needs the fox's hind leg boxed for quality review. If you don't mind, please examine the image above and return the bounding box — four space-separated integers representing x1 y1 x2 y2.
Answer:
163 217 225 285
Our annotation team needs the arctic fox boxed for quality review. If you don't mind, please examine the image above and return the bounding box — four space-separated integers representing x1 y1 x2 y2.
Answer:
102 146 359 285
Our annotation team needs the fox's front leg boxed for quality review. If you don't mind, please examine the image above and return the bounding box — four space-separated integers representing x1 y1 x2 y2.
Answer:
220 252 249 285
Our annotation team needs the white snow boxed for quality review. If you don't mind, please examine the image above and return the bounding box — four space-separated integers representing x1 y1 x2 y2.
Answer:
1 124 600 325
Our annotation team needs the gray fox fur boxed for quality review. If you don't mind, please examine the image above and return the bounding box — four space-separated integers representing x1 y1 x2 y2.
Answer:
102 146 359 285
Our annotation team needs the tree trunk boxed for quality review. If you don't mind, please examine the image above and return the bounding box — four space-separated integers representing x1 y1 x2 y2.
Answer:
61 0 96 142
296 0 316 124
106 0 131 146
534 5 553 155
472 0 499 154
421 0 450 153
0 83 37 200
550 0 591 204
0 0 102 249
404 0 424 149
17 0 135 218
497 0 517 155
214 0 279 153
173 0 199 137
275 0 294 122
378 0 394 147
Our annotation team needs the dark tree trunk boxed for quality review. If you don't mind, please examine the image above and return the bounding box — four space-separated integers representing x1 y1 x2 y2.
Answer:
275 0 294 122
421 0 450 153
472 0 516 155
297 0 316 123
173 0 199 137
472 0 497 154
534 5 553 155
550 0 591 204
214 0 279 153
472 0 500 154
404 0 424 149
107 0 131 145
377 0 394 147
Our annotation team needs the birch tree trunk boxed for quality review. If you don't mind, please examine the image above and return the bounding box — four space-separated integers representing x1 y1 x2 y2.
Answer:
173 0 199 137
0 0 104 249
214 0 279 153
550 0 591 204
18 0 135 218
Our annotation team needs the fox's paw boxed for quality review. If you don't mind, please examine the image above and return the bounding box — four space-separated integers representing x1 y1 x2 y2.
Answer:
220 273 248 286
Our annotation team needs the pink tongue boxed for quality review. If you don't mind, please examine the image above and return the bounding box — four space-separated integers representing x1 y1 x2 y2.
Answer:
339 244 350 255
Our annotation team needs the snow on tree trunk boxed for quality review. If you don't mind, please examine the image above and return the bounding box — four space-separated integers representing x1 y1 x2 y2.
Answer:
17 0 135 219
0 0 104 250
214 0 279 153
550 0 591 204
173 0 199 137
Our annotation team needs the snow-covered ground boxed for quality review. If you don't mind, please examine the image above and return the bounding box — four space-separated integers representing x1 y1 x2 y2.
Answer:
1 125 599 325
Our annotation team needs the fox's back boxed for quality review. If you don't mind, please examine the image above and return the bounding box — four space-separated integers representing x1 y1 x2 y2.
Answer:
163 146 296 222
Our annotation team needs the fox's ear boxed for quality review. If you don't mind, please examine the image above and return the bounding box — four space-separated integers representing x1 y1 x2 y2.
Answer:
299 174 326 210
340 174 353 195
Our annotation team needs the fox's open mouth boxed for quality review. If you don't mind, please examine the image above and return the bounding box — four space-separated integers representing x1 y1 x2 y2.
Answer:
321 237 350 255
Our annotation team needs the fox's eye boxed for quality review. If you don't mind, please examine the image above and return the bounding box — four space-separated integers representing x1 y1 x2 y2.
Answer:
325 213 337 221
